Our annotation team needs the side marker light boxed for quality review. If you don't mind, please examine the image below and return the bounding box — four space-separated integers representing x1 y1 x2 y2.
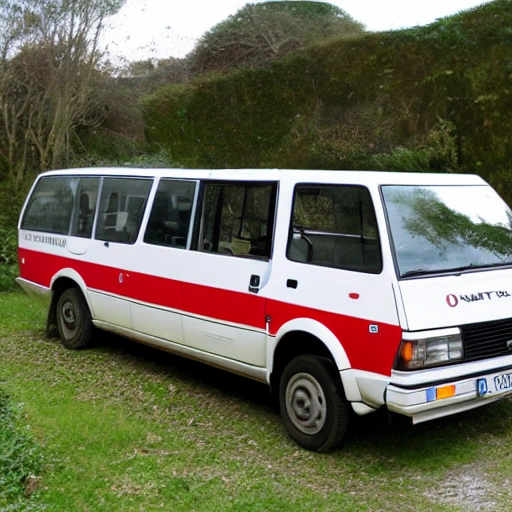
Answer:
436 385 456 400
426 385 456 402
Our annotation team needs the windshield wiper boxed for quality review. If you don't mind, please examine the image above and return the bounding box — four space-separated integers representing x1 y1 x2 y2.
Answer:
401 265 478 278
471 261 512 270
401 262 512 279
400 268 436 278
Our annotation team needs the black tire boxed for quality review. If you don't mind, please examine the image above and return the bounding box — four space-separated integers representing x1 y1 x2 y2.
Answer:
56 288 93 349
279 355 349 452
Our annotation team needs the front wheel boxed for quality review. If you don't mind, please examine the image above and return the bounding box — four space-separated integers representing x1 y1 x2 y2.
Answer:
279 355 349 452
56 288 93 349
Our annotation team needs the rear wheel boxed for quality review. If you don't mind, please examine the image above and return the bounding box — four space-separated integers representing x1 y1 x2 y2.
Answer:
279 355 349 452
56 288 93 349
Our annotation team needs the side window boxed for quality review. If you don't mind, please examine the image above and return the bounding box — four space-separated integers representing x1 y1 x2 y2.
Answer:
70 178 100 238
95 178 152 244
21 176 74 234
144 179 196 248
199 181 276 259
288 184 382 274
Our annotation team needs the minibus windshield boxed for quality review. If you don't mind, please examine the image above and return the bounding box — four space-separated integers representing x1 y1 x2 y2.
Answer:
382 184 512 278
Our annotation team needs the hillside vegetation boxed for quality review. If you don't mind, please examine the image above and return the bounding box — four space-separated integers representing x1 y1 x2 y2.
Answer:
143 0 512 204
189 2 364 74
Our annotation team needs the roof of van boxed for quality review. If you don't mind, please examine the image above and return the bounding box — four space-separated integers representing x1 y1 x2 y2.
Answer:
39 167 487 186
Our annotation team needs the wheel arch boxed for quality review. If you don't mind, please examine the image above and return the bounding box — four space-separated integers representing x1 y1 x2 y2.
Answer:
47 269 92 337
268 318 351 395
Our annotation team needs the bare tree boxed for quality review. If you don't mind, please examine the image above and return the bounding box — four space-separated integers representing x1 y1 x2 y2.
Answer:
0 1 34 181
0 0 125 184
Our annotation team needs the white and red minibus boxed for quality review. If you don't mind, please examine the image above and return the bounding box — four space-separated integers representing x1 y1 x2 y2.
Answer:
16 168 512 451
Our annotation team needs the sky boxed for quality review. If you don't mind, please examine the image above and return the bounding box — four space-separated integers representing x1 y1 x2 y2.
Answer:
104 0 494 63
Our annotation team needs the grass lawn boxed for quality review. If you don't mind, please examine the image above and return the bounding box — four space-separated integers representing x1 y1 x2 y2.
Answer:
1 291 512 511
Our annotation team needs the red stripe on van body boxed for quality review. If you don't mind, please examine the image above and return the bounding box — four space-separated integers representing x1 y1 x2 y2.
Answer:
267 299 402 376
18 248 265 329
18 248 184 309
183 282 266 329
18 248 401 375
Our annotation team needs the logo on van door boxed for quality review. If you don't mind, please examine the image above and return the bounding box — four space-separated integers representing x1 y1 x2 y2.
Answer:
446 290 512 308
25 233 67 248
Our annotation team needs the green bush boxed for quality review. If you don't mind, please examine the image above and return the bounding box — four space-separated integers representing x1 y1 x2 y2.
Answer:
0 227 17 264
0 181 24 291
487 168 512 208
0 263 18 292
70 135 180 169
122 148 182 168
71 130 142 167
0 221 18 291
0 391 44 510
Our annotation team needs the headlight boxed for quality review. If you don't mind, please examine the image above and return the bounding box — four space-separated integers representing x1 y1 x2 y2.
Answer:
397 329 463 370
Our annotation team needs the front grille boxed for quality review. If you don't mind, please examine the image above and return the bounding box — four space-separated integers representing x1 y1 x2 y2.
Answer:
461 317 512 360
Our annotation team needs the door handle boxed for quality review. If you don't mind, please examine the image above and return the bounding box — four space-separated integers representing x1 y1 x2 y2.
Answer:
249 274 260 293
287 279 298 289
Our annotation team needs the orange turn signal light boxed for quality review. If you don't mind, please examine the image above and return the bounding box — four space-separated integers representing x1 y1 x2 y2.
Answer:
400 341 413 362
436 385 456 400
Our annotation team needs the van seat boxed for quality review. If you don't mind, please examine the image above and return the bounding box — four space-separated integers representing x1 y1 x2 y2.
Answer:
289 232 381 273
332 237 381 272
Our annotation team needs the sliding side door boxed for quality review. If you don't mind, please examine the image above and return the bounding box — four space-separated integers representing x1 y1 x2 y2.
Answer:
181 180 277 367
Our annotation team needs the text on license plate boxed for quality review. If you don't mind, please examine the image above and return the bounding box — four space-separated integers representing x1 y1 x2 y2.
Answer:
494 373 512 391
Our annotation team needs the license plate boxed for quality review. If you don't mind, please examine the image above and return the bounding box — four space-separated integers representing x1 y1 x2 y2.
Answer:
494 373 512 391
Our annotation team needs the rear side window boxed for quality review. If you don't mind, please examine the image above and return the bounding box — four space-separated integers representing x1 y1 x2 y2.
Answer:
198 181 276 259
22 176 74 235
288 184 382 274
95 178 152 244
144 179 196 248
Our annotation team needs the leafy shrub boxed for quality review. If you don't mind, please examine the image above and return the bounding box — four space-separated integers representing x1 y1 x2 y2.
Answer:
0 224 18 261
488 168 512 208
0 263 18 291
0 223 18 290
370 148 434 173
71 130 141 167
70 146 181 169
0 392 44 510
124 148 182 168
0 181 24 290
370 119 459 173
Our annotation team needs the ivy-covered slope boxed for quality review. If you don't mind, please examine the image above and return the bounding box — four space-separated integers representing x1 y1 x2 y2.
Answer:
142 0 512 199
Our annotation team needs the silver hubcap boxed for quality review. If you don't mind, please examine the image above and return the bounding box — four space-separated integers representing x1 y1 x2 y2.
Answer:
61 300 77 334
285 372 326 435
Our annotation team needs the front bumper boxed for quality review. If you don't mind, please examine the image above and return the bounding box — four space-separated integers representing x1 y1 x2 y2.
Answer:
386 356 512 424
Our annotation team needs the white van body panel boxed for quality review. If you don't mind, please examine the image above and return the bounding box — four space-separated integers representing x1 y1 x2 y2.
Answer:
398 269 512 331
